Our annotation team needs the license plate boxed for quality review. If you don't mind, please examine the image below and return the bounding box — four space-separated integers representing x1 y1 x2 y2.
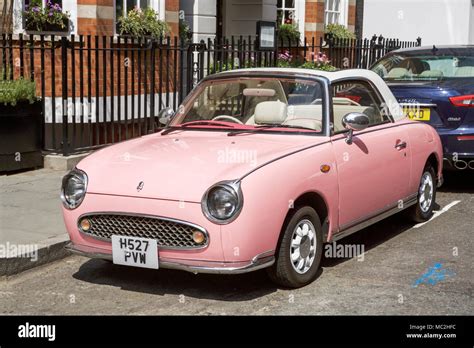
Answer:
112 235 159 269
404 107 431 121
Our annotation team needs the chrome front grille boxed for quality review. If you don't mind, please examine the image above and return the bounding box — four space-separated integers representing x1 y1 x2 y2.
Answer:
78 213 208 249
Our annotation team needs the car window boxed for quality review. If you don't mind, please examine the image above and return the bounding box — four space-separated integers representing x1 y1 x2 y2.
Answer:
332 81 389 133
173 77 326 134
372 54 474 81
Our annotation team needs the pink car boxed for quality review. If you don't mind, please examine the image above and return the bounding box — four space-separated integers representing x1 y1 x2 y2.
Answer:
62 68 443 288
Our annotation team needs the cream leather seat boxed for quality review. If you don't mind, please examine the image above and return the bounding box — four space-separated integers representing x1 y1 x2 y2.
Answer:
455 66 474 77
250 101 323 131
283 105 323 131
254 101 288 125
419 70 444 78
387 67 409 79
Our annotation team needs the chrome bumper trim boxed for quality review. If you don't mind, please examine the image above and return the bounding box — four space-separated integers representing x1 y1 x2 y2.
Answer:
65 242 275 275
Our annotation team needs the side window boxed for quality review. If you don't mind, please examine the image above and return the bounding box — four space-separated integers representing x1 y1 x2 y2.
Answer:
332 81 390 133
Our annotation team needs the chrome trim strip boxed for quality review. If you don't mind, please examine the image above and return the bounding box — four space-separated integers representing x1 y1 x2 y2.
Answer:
332 194 418 242
398 103 437 108
77 212 210 251
65 243 275 274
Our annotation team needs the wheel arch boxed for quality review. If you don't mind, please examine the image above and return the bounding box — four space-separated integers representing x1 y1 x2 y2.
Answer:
426 152 440 179
282 191 330 242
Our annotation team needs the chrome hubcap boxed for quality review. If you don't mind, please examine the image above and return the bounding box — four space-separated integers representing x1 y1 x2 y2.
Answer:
290 219 317 274
419 172 434 213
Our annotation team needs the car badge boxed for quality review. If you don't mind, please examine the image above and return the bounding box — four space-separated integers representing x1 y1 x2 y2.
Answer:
137 181 144 192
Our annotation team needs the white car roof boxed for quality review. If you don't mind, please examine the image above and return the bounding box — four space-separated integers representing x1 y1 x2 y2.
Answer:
217 68 406 122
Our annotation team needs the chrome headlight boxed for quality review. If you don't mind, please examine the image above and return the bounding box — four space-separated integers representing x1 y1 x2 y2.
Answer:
202 181 243 224
61 168 88 210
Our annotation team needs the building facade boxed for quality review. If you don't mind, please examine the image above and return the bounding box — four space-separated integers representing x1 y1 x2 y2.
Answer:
3 0 360 41
183 0 360 42
362 0 474 45
9 0 180 36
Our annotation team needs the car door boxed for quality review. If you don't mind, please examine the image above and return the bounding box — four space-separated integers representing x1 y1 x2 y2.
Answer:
330 80 411 232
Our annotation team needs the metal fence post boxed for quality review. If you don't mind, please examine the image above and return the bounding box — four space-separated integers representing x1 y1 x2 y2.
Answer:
150 39 156 133
61 36 69 156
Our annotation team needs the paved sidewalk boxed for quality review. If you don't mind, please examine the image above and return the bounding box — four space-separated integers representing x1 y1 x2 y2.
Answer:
0 169 70 276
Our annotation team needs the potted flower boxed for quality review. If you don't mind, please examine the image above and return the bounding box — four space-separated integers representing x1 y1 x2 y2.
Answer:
300 52 336 71
24 0 70 33
0 77 43 172
118 7 170 41
277 21 301 48
277 50 336 71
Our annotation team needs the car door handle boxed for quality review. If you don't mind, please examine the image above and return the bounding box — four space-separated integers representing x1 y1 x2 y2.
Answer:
395 141 407 150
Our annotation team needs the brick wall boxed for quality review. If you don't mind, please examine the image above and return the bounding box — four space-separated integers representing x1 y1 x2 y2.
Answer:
76 0 179 37
165 0 179 37
77 0 115 36
304 0 357 40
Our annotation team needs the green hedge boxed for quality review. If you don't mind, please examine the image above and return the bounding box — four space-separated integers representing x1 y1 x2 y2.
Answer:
0 78 37 106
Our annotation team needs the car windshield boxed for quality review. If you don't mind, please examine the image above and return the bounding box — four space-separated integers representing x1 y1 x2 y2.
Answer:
372 53 474 81
169 77 325 134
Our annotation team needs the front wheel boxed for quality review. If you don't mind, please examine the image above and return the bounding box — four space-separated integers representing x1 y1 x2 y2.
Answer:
407 164 437 223
267 206 323 288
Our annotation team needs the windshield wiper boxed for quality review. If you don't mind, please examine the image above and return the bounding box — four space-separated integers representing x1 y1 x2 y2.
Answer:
161 121 235 136
227 124 315 137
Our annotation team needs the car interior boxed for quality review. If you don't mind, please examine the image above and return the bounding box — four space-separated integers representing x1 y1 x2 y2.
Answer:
188 79 386 133
384 56 474 79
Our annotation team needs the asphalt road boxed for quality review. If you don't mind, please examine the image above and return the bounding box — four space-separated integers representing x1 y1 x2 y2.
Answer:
1 172 473 315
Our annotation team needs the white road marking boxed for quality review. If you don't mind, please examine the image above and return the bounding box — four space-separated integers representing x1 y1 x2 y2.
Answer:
413 200 462 229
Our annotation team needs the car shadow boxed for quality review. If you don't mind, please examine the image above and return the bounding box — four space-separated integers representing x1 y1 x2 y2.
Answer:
73 259 280 301
321 212 415 268
439 171 474 194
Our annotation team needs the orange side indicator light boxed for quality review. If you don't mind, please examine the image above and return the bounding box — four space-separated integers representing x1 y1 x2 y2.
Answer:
320 164 331 173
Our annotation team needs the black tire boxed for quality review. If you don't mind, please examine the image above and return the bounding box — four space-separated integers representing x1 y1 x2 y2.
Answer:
407 164 437 223
267 206 323 288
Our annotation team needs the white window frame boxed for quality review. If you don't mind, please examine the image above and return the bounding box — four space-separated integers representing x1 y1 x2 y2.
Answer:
277 0 305 41
14 0 77 34
324 0 349 27
116 0 165 20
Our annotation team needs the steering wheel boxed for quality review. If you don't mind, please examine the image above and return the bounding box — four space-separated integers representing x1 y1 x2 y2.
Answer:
212 115 244 124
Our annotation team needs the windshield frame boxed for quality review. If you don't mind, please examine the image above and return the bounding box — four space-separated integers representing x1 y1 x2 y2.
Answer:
166 72 331 137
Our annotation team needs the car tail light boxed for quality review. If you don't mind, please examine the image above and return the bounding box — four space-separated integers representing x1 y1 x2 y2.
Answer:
449 95 474 107
457 135 474 141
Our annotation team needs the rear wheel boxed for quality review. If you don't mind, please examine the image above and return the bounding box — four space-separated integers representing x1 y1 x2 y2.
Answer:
267 206 323 288
407 164 437 223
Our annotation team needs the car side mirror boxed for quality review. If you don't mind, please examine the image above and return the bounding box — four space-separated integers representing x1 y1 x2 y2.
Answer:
158 107 175 126
342 112 370 144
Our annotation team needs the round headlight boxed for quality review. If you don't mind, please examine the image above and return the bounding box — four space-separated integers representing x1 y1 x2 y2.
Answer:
202 181 243 224
61 168 88 210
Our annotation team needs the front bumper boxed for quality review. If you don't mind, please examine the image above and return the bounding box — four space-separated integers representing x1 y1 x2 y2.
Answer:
66 242 275 275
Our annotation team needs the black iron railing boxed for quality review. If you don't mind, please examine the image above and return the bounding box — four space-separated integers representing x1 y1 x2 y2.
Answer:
0 34 420 155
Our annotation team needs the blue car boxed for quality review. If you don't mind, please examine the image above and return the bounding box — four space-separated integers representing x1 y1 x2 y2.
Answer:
371 45 474 171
